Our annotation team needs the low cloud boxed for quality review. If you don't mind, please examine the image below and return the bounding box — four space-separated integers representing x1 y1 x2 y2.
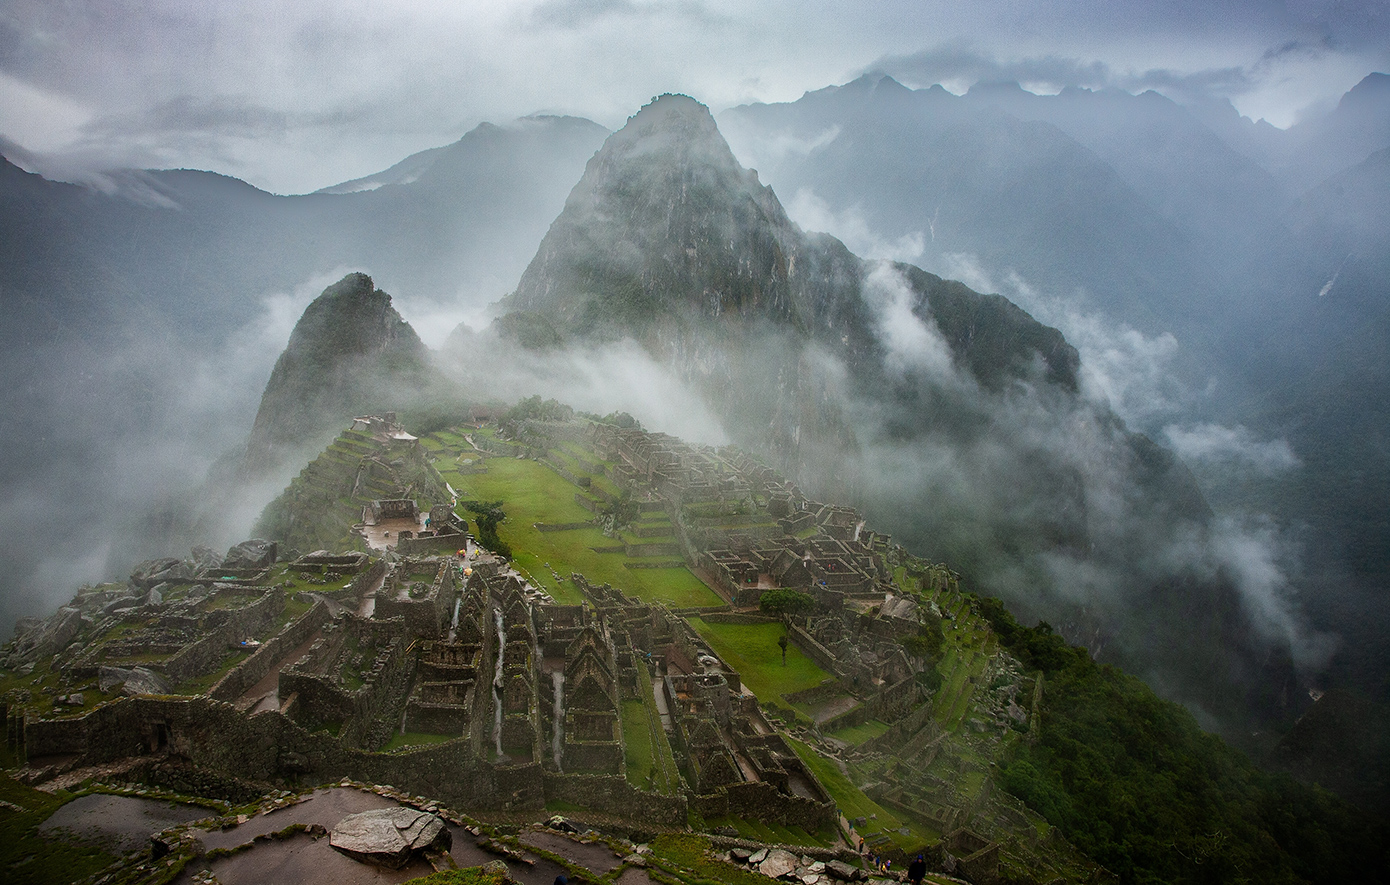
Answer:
1164 423 1300 474
447 335 729 447
861 262 958 381
936 252 1191 429
849 251 1327 681
786 189 926 263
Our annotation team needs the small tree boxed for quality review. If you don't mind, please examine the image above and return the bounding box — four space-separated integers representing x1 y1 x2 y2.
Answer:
759 589 815 620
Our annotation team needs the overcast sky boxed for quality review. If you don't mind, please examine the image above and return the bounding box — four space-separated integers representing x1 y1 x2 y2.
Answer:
1 0 1387 194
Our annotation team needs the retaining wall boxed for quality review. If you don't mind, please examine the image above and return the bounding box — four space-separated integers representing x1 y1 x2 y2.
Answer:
209 600 332 703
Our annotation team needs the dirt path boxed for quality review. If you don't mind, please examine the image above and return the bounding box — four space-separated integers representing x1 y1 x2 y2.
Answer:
236 633 323 713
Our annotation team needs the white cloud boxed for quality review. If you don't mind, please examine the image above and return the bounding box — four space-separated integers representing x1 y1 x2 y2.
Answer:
787 189 926 263
2 2 1382 190
860 262 957 380
937 252 1191 429
1164 423 1300 474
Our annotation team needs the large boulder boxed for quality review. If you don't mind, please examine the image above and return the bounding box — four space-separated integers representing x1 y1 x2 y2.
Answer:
130 557 196 588
329 807 451 868
223 539 278 570
190 546 224 571
879 594 919 624
5 606 83 665
759 848 799 878
98 666 172 696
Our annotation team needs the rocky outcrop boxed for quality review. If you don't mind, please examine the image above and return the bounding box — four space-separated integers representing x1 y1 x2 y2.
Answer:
329 807 451 868
245 273 431 472
4 606 83 666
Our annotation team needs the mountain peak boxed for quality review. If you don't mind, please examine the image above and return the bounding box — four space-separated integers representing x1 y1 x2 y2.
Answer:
246 273 428 469
1340 71 1390 110
505 89 800 334
967 79 1028 97
609 93 725 154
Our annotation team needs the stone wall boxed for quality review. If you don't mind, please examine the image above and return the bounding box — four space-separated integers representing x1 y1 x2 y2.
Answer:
861 698 939 756
820 675 926 734
397 532 470 556
700 612 778 626
209 600 331 702
159 587 285 684
534 522 594 533
542 771 687 827
540 455 591 490
347 558 388 596
24 695 549 811
694 780 836 832
788 625 845 679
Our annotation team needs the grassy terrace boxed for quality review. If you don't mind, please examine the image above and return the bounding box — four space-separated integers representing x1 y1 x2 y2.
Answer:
383 731 456 751
427 431 722 609
788 738 939 851
705 814 831 846
828 718 891 745
685 618 829 715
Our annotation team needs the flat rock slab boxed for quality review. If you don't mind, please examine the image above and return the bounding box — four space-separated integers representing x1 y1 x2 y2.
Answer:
760 848 800 879
330 808 451 869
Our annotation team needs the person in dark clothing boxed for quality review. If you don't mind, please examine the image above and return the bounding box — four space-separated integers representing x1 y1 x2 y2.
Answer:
554 877 568 885
908 853 927 885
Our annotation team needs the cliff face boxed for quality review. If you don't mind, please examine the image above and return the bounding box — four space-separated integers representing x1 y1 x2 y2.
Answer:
246 273 429 470
503 94 1082 483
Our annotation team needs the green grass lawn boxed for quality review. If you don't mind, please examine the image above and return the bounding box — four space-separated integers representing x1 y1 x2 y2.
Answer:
442 454 721 608
704 814 830 846
686 619 829 709
621 699 679 794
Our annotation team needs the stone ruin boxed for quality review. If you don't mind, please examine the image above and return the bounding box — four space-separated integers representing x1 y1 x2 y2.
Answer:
2 419 1060 880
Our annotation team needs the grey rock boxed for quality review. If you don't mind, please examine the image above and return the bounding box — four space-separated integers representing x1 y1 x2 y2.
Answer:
8 607 83 664
131 558 182 585
98 666 171 696
223 540 278 571
12 617 41 641
329 807 451 869
825 860 858 881
191 546 223 570
102 595 140 615
760 848 799 878
749 848 769 864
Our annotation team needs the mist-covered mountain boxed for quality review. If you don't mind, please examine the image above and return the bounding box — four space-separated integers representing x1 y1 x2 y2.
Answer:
469 94 1291 734
0 115 608 640
5 68 1390 768
246 272 440 473
717 72 1390 717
